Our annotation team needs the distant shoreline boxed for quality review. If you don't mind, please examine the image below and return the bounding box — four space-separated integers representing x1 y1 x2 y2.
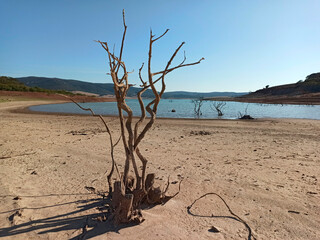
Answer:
0 90 116 103
205 95 320 105
1 90 320 107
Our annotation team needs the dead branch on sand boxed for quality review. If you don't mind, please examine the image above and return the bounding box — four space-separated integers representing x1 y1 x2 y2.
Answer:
188 192 256 240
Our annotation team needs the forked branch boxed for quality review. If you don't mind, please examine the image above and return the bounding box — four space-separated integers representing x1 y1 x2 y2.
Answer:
152 28 169 42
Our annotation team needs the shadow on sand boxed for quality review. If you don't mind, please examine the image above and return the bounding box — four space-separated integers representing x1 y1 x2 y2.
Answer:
0 193 138 239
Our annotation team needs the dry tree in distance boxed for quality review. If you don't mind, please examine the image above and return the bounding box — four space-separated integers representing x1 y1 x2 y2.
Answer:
210 101 226 116
192 98 204 118
72 10 203 224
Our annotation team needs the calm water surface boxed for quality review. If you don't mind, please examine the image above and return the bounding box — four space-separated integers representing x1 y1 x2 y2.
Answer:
30 99 320 120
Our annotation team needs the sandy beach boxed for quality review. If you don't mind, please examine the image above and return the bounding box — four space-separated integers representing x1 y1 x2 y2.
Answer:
0 100 319 239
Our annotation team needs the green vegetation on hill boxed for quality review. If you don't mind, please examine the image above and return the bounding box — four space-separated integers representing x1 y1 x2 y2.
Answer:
0 76 74 95
0 76 29 91
304 72 320 85
242 72 320 98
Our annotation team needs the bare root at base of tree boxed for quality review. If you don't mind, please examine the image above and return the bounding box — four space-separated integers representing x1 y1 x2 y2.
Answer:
68 10 203 224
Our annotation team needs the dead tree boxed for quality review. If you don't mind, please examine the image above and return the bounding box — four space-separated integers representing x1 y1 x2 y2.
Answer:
85 10 204 224
210 101 226 116
238 103 254 119
192 98 204 118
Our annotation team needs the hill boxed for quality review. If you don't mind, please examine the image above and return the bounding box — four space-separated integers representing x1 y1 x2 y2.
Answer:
242 72 320 98
0 76 117 103
0 76 29 91
0 76 72 95
17 76 116 96
17 76 246 99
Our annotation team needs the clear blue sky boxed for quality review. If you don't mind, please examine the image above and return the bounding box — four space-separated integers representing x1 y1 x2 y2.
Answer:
1 0 319 92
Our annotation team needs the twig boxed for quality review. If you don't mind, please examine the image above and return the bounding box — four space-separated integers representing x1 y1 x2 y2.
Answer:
59 94 121 193
187 192 256 240
161 179 183 205
0 152 36 159
152 29 170 42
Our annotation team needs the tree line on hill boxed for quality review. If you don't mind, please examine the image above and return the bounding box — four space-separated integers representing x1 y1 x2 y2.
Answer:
0 76 74 95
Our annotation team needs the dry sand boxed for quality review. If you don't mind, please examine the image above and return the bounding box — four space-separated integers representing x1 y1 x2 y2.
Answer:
0 100 319 240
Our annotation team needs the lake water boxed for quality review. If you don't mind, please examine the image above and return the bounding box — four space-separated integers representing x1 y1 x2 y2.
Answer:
29 99 320 120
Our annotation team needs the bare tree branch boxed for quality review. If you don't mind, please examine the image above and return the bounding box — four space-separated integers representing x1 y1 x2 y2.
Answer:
116 9 128 73
153 57 205 76
138 63 146 87
61 95 120 193
152 28 169 42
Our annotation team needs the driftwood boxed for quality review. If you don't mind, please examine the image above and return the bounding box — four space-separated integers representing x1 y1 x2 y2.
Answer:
188 192 256 240
70 10 203 224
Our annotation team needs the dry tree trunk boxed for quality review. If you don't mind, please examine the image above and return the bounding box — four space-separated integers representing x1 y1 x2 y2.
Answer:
73 9 203 224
